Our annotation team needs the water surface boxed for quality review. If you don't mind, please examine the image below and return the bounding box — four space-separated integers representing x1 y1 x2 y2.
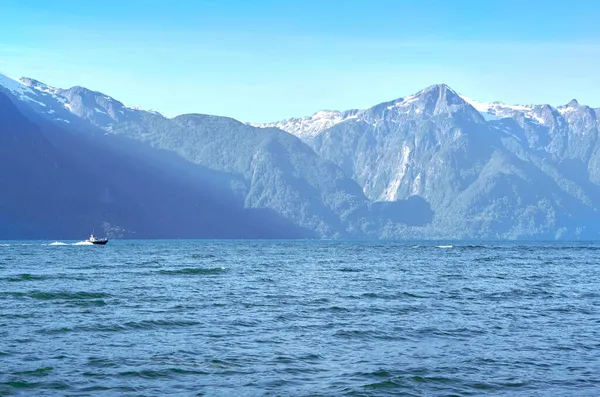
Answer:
1 240 599 396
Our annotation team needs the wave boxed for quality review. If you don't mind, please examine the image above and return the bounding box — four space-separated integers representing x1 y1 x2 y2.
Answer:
411 244 455 249
338 267 363 273
4 274 51 282
116 368 209 379
32 291 108 300
461 244 488 249
189 253 216 259
39 320 201 335
123 319 201 329
411 244 492 250
12 291 110 301
158 267 226 275
402 292 426 298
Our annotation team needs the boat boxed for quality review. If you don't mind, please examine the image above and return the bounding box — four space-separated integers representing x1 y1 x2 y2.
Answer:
87 234 108 245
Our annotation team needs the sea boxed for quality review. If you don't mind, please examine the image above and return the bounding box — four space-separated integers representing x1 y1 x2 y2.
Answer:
1 240 599 396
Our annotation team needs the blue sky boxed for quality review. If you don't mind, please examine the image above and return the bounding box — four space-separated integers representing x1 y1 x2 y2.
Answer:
1 0 599 122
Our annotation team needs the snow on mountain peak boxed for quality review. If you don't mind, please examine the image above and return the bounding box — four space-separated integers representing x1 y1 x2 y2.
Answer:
19 77 60 95
0 72 59 110
382 83 473 118
0 73 36 100
0 72 81 125
385 94 420 111
249 109 359 138
313 110 340 118
458 94 550 124
251 84 474 138
418 83 458 96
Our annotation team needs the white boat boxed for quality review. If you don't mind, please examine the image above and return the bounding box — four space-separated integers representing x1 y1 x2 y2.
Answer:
87 234 108 245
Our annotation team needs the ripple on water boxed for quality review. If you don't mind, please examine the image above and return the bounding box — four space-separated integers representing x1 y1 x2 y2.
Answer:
38 319 202 335
27 291 109 300
12 367 54 377
317 305 350 312
123 319 201 329
115 368 209 379
0 380 70 392
3 274 51 282
1 240 600 395
189 253 216 259
157 267 227 275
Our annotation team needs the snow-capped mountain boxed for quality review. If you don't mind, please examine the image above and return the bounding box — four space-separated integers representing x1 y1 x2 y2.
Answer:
252 83 600 238
252 84 598 142
3 71 600 239
251 84 486 138
0 73 316 239
0 71 377 239
19 77 61 95
459 95 551 124
0 73 163 132
0 74 74 124
249 110 359 138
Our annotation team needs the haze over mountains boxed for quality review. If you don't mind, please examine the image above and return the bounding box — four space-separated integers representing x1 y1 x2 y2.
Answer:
1 72 599 239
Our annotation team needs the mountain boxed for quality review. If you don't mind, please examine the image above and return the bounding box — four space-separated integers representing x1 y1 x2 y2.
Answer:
253 84 600 239
3 74 397 239
0 76 311 239
250 84 484 139
4 70 600 240
249 109 362 139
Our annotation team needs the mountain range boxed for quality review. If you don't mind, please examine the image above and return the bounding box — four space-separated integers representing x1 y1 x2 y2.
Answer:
1 72 599 239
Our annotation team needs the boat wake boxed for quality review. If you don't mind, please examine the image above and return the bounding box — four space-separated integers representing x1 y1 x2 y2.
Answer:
49 241 93 246
411 244 454 249
0 242 95 247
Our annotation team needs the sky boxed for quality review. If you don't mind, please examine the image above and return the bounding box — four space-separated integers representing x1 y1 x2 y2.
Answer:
1 0 600 122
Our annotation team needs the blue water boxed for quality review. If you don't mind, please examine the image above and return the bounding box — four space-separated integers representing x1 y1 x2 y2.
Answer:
1 240 600 396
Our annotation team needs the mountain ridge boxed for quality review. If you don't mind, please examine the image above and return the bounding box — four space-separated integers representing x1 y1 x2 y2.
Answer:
3 72 600 239
251 83 599 141
10 74 597 139
0 73 380 238
0 77 313 239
